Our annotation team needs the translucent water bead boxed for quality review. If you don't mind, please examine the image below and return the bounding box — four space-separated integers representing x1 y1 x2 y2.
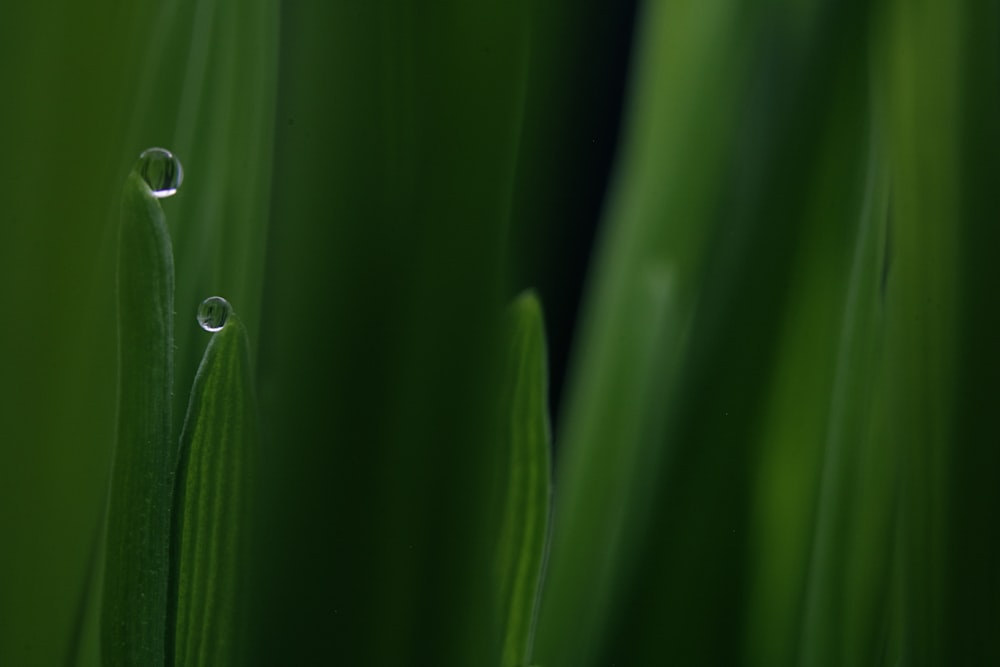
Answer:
136 147 184 198
197 296 231 332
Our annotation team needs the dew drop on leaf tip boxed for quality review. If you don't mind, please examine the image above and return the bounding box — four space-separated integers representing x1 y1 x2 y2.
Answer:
135 147 183 198
197 296 231 332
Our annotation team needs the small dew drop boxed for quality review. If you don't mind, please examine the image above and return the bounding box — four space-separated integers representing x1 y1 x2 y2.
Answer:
135 147 184 198
197 296 231 332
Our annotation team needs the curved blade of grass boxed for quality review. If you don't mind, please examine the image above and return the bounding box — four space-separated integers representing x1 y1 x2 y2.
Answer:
101 171 175 667
169 311 259 667
536 3 880 664
496 291 552 667
532 3 747 663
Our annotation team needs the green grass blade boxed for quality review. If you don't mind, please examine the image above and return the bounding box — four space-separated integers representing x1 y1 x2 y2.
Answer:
170 308 259 667
796 135 893 667
102 171 176 667
743 92 892 666
496 292 552 667
535 3 879 664
881 2 962 661
532 3 747 663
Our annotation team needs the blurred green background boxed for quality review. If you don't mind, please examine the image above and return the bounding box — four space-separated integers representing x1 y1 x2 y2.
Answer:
2 1 1000 665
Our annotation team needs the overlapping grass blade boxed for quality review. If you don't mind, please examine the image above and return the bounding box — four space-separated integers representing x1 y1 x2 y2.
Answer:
743 78 893 664
101 171 176 667
532 3 749 663
115 0 279 435
535 2 878 664
797 152 895 667
170 309 259 667
496 291 552 667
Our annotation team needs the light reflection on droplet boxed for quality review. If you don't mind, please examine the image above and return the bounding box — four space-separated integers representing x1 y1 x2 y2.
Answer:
197 296 231 332
135 147 184 198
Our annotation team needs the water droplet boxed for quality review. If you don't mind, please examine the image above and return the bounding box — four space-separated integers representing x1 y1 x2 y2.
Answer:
135 147 184 198
197 296 231 332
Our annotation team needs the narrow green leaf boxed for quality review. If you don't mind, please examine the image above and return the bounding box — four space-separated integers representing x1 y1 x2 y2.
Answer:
882 2 962 661
102 171 176 667
743 101 892 667
496 291 552 667
532 3 747 662
170 307 259 667
797 141 893 667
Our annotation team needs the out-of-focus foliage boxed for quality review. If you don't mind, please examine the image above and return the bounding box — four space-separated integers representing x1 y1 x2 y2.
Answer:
2 0 1000 665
